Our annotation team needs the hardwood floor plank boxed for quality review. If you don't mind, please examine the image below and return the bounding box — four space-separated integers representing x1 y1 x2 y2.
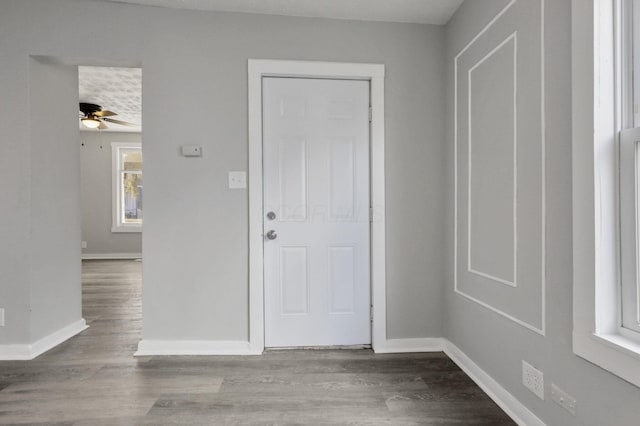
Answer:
0 260 515 425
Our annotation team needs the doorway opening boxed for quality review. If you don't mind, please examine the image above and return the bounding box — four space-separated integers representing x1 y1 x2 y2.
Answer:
78 66 143 352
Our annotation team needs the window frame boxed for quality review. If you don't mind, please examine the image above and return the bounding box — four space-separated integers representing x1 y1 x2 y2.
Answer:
572 0 640 388
111 142 143 233
620 0 640 335
620 127 640 334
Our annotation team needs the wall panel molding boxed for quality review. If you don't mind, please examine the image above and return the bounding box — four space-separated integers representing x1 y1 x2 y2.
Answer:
466 31 518 287
453 0 546 335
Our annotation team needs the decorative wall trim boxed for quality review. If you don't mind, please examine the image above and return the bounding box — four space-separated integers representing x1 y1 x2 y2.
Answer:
443 341 547 426
247 59 386 354
134 340 262 356
0 318 88 360
453 0 546 336
467 31 518 288
82 253 142 260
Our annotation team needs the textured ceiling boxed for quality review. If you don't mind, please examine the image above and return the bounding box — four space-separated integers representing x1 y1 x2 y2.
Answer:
78 66 142 132
96 0 464 25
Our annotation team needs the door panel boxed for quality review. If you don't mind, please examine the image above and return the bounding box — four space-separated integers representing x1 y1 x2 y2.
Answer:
328 246 356 314
279 247 308 315
263 77 371 347
278 138 307 221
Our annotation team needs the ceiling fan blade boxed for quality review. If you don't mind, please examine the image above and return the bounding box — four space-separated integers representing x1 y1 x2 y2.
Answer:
98 121 109 130
94 110 117 117
103 117 139 128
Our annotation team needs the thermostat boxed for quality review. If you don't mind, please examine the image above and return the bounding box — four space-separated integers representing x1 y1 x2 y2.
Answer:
181 145 202 157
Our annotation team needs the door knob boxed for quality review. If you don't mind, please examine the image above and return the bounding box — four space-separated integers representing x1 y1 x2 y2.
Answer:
266 230 277 240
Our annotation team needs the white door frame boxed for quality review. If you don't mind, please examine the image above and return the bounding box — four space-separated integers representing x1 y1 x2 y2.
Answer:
248 59 386 353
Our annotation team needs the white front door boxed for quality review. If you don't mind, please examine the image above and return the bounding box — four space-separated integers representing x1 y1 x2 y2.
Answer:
263 77 371 347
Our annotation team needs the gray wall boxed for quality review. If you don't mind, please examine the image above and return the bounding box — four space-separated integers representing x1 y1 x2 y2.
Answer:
80 131 142 256
445 1 640 425
140 6 446 341
29 57 83 342
0 0 445 345
0 54 82 345
0 49 31 344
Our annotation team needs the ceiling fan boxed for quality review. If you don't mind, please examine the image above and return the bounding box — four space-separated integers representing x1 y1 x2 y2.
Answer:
79 103 138 130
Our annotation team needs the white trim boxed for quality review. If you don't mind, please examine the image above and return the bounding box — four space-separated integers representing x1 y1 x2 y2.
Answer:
540 0 547 338
573 332 640 387
455 0 518 60
468 269 517 288
620 129 640 332
454 0 546 336
443 341 546 426
373 337 444 354
466 31 518 289
82 253 142 260
248 59 386 354
111 227 142 233
0 319 88 361
111 142 143 233
135 340 262 356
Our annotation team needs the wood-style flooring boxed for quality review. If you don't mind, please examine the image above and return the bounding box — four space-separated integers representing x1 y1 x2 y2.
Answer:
0 260 515 425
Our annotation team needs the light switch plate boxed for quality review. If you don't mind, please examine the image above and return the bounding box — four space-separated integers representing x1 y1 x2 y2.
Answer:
551 384 576 416
181 145 202 157
228 171 247 189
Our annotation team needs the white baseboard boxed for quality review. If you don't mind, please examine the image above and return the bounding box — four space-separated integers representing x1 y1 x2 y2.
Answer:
443 340 546 426
135 339 262 356
82 253 142 260
0 318 88 360
374 337 445 353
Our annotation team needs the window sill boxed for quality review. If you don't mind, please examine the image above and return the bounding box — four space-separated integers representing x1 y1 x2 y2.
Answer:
574 331 640 387
111 226 142 233
593 332 640 361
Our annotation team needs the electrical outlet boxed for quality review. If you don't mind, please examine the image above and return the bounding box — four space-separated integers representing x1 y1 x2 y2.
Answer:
0 308 5 327
551 384 576 416
81 241 87 249
522 360 544 399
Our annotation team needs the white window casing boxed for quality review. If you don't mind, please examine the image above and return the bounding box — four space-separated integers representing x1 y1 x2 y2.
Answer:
572 0 640 388
620 128 640 335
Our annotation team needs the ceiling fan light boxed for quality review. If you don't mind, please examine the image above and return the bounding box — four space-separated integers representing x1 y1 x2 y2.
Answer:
81 117 101 129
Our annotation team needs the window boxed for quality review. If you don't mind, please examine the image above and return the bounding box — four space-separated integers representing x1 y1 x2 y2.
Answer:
111 142 142 232
620 129 640 335
620 0 640 337
572 0 640 389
